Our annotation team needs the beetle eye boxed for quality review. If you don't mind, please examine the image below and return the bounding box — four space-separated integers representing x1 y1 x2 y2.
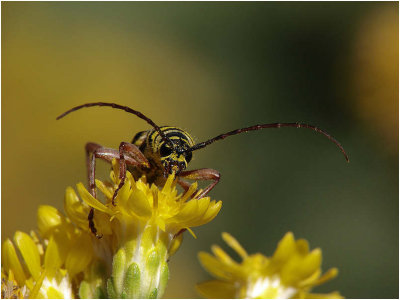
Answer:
159 143 173 157
185 151 193 163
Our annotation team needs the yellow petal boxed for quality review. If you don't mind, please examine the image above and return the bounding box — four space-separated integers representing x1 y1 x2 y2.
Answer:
298 269 322 288
111 159 120 184
2 239 26 284
281 248 322 286
77 182 113 214
114 177 132 207
37 205 63 238
44 236 62 277
271 232 296 265
168 234 183 257
174 199 201 222
179 182 198 203
128 188 153 218
295 238 310 255
198 252 234 280
95 179 113 199
28 271 46 299
14 231 41 280
64 187 88 229
222 232 248 259
194 198 212 220
198 200 222 224
186 227 197 239
65 233 93 277
176 199 210 227
161 174 175 194
211 245 236 265
29 231 43 256
313 268 339 286
50 231 73 267
46 286 65 299
196 280 236 299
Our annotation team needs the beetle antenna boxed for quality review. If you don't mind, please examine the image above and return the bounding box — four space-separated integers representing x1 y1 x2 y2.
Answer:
187 122 349 162
56 102 174 147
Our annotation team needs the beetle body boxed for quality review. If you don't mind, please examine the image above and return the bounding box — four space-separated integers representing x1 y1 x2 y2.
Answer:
57 102 348 238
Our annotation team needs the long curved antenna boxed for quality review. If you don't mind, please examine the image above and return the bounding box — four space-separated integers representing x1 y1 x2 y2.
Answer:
56 102 174 147
187 123 349 162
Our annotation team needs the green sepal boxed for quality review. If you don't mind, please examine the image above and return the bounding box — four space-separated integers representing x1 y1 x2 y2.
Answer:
107 277 117 298
148 288 158 299
78 281 107 299
78 281 91 299
124 239 137 263
112 248 126 296
123 262 141 298
146 248 161 276
95 286 107 299
158 262 169 297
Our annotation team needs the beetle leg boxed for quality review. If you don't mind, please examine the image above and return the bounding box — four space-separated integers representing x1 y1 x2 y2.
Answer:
177 178 191 193
85 142 148 237
112 142 149 205
178 168 221 199
87 208 102 239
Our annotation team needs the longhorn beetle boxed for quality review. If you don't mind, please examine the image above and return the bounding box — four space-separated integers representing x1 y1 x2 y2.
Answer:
57 102 349 238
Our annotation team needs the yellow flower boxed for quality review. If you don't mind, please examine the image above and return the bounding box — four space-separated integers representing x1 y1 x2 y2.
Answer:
1 230 76 298
2 159 222 299
197 232 342 299
72 160 222 298
77 160 222 243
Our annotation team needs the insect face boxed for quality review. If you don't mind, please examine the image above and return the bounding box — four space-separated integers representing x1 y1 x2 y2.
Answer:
152 127 195 176
159 144 192 175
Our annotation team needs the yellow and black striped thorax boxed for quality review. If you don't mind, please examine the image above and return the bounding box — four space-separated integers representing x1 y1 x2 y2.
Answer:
132 126 195 166
148 126 195 152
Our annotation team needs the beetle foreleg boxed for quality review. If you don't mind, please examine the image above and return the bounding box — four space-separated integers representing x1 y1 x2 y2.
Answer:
178 168 221 198
88 207 102 239
112 142 149 205
177 178 192 193
85 142 148 237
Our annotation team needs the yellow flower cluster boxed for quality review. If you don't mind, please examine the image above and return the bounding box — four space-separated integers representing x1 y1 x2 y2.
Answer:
197 232 342 299
2 160 222 298
2 228 77 298
2 158 343 299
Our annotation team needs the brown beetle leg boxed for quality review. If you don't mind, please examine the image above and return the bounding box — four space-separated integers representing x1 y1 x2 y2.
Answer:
85 142 148 237
112 142 149 205
177 178 191 193
88 208 102 239
178 168 221 199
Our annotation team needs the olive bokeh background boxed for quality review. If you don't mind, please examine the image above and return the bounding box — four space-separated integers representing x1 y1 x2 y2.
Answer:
2 2 398 298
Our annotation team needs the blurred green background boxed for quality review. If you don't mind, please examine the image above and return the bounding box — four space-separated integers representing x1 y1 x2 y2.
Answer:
2 2 398 298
